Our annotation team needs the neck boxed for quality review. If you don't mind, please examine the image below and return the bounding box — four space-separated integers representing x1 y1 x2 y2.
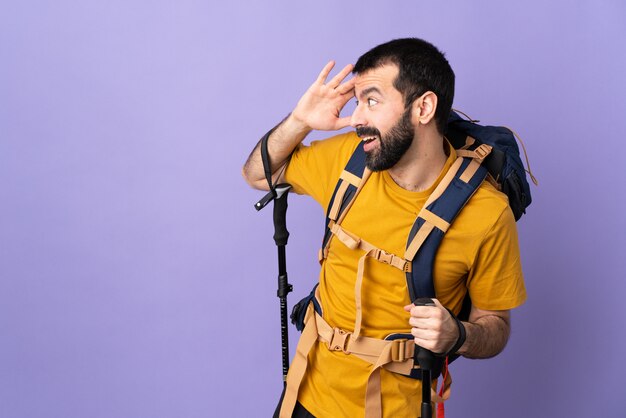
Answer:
388 130 447 192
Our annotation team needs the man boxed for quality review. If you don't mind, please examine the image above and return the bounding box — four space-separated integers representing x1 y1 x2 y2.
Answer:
243 38 526 418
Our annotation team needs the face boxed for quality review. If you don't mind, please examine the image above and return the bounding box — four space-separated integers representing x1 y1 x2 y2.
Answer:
351 64 415 171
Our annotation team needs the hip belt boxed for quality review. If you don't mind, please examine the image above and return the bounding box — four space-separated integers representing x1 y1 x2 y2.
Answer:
279 301 451 418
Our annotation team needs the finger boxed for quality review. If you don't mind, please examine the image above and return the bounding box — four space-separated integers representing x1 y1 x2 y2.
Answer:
411 331 438 348
411 326 437 339
327 63 354 88
414 337 443 354
408 317 431 329
432 298 444 308
337 87 355 108
410 305 435 319
411 313 442 327
333 115 353 130
316 60 336 84
413 337 433 350
336 77 356 95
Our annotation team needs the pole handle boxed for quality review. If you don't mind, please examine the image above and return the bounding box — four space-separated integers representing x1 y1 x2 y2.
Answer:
273 184 291 246
414 298 435 418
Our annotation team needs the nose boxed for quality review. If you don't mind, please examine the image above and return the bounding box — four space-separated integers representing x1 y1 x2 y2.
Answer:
351 103 367 128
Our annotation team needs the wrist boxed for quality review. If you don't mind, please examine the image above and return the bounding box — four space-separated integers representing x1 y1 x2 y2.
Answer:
285 112 312 135
443 309 466 357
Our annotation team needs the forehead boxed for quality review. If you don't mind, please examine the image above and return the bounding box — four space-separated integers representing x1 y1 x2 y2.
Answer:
354 64 400 97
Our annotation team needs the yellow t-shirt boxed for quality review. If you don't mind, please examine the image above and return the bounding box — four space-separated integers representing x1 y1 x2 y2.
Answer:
285 131 526 418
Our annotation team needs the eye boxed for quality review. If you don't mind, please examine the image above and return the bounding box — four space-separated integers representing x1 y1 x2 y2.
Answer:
367 98 378 107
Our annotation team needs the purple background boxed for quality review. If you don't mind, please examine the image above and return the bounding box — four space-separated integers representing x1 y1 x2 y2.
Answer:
2 1 625 417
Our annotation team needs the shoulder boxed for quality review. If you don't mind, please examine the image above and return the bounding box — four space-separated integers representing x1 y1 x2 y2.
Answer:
472 180 511 215
454 179 516 237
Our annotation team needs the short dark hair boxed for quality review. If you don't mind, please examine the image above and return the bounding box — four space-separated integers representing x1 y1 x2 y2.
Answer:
353 38 455 134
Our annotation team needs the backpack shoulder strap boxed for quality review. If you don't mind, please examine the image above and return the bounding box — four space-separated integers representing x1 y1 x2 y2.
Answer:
404 154 489 302
319 138 490 310
319 141 371 261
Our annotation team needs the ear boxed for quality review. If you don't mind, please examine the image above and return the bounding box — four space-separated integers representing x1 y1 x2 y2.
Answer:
411 91 438 126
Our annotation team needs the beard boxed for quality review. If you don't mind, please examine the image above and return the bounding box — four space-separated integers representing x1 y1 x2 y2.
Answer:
357 107 415 172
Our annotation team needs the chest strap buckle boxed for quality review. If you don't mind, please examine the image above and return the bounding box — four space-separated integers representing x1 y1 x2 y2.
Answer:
373 249 412 273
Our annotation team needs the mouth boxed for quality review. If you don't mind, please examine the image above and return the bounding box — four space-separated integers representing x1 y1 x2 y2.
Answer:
361 135 380 152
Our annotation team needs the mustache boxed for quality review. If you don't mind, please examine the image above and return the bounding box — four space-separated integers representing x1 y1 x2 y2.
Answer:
356 126 381 138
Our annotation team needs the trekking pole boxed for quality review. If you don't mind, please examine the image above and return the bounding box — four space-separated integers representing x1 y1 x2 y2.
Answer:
414 297 436 418
274 184 293 382
255 184 293 383
254 129 294 385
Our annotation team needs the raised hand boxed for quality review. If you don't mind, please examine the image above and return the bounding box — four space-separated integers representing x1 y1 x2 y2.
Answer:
291 61 356 132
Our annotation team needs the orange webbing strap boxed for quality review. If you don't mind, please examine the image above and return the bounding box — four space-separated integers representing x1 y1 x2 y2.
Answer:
419 209 450 233
459 135 475 150
280 304 417 418
367 356 451 417
404 151 489 262
353 250 368 340
454 143 492 163
329 170 363 220
328 221 409 272
340 169 363 188
337 168 372 225
328 221 410 341
314 311 415 367
329 221 361 249
459 159 482 184
323 222 418 417
319 168 372 262
328 180 350 221
453 145 491 184
364 342 396 418
403 164 458 260
404 222 436 264
279 304 318 418
317 310 416 418
424 157 464 210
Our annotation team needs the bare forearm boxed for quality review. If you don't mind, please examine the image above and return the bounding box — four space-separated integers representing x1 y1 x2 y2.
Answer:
242 114 311 190
458 314 510 359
